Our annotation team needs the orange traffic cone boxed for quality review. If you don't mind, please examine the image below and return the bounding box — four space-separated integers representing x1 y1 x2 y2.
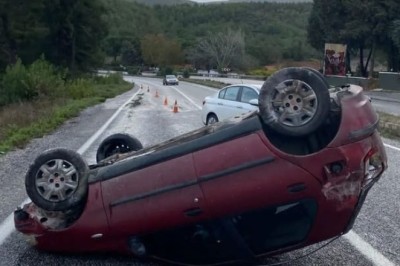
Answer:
172 100 179 113
164 97 168 106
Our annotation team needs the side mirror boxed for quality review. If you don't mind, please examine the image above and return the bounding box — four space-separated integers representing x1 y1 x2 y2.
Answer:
249 99 259 106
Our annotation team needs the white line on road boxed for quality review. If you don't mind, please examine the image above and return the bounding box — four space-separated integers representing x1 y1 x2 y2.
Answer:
344 231 395 266
172 86 202 110
0 88 141 246
384 143 400 152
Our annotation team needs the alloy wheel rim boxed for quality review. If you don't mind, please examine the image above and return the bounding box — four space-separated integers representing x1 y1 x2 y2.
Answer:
271 79 318 127
35 159 79 202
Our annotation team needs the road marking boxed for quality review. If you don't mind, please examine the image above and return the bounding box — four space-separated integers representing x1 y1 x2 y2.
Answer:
384 143 400 152
0 88 141 246
172 86 202 110
132 78 203 109
344 231 395 266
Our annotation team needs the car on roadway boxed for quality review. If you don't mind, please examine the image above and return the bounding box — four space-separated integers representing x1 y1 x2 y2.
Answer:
201 84 261 125
163 74 179 85
14 67 387 266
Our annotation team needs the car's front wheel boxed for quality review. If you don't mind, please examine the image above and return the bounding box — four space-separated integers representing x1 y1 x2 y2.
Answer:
258 67 330 137
25 149 89 211
206 114 219 125
96 133 143 162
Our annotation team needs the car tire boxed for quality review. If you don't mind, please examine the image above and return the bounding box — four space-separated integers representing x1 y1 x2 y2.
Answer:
259 67 330 137
206 114 219 125
303 67 330 88
96 133 143 163
25 148 89 212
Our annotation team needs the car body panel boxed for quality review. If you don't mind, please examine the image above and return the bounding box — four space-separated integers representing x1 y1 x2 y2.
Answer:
201 84 260 124
101 154 207 236
14 84 387 265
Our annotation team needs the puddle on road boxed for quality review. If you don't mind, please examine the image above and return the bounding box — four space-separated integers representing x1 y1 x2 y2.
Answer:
127 93 144 108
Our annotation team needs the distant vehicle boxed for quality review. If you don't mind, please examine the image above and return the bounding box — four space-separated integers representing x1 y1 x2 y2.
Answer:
201 84 261 125
163 75 179 85
15 67 387 266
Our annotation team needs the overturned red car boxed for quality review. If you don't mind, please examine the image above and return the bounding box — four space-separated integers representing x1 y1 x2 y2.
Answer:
14 68 387 265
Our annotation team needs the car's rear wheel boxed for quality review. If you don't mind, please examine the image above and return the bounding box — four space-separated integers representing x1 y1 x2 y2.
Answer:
25 149 89 211
206 114 219 125
96 133 143 163
259 67 330 137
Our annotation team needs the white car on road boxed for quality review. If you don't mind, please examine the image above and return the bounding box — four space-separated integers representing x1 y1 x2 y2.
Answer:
201 84 261 125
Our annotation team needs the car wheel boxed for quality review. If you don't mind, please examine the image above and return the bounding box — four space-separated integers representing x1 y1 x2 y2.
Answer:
206 114 219 125
303 67 330 88
96 133 143 163
25 148 89 211
259 67 330 137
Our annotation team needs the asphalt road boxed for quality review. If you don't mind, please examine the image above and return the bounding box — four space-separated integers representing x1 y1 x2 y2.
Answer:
0 76 399 266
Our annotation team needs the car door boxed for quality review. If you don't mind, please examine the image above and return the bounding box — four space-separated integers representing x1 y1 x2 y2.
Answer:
217 85 242 121
100 153 207 236
192 131 321 253
238 86 259 112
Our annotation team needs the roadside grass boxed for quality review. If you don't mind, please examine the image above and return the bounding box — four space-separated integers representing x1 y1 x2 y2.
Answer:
0 82 132 154
378 112 400 140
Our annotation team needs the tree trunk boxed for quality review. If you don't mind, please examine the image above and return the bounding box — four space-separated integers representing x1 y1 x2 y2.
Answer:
71 27 76 75
368 42 376 78
0 14 17 65
359 45 366 77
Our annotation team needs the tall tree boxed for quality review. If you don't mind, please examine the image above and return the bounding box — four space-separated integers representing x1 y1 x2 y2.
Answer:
43 0 108 73
0 0 47 69
308 0 400 75
190 29 245 71
140 34 184 67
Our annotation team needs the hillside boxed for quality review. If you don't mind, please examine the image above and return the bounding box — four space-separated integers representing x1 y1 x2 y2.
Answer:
228 0 312 3
101 0 317 69
122 0 312 5
122 0 191 5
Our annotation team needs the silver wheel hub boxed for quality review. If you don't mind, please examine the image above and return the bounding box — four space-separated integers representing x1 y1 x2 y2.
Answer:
272 79 318 127
35 159 79 202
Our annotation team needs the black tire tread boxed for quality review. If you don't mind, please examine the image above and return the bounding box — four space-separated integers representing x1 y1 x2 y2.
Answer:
25 148 89 211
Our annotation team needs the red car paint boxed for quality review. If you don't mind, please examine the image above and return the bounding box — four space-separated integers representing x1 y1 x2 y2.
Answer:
15 84 387 264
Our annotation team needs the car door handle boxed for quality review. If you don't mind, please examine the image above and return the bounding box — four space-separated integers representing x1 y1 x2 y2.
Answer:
184 207 203 217
236 106 243 109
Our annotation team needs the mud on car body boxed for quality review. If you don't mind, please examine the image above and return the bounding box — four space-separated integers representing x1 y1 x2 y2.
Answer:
14 68 387 265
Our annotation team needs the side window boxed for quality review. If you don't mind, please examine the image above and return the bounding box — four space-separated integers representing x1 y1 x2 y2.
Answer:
240 87 258 103
223 86 240 101
218 89 226 99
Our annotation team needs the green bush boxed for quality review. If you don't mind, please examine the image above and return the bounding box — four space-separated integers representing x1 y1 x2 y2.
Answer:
0 59 33 105
67 78 96 99
247 67 277 78
183 69 190 78
158 66 173 76
25 56 66 97
0 57 66 106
